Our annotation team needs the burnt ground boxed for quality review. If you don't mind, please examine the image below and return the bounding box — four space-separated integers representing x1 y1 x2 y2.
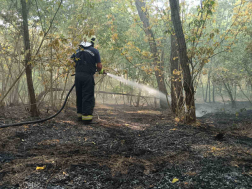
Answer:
0 103 251 189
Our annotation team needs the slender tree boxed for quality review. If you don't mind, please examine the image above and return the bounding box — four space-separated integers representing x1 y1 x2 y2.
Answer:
135 0 168 108
21 0 39 117
170 0 183 115
169 0 196 122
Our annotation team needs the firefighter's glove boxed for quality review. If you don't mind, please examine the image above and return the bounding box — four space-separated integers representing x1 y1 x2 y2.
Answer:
99 69 106 75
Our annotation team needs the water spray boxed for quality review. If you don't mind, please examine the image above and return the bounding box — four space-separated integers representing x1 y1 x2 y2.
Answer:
106 73 204 117
106 73 170 102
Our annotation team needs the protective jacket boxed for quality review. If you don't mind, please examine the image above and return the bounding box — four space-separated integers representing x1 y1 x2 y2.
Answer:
71 46 101 74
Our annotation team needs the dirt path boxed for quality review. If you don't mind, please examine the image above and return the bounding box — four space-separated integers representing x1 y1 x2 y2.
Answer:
0 104 251 189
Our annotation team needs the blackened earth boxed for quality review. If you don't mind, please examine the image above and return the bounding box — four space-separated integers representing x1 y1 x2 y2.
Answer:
0 103 251 189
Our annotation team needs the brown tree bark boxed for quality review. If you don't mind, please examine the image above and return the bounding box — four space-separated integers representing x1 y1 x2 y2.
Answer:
169 0 196 122
135 0 168 109
21 0 39 117
170 33 184 115
170 0 183 115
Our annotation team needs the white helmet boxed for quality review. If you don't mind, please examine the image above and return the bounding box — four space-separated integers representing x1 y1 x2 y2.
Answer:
79 35 96 47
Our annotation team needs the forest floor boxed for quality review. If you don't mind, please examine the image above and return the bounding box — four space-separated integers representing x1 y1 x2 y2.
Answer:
0 102 252 189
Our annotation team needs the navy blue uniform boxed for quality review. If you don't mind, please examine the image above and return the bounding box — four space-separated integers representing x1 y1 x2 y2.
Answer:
71 46 101 116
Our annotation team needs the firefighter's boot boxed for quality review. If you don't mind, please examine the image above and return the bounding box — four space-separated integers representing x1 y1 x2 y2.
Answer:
82 115 93 124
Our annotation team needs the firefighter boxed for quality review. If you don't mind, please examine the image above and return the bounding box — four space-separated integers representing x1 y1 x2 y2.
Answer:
71 34 106 124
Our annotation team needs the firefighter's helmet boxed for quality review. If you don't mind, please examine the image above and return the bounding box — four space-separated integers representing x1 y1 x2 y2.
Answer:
79 35 96 47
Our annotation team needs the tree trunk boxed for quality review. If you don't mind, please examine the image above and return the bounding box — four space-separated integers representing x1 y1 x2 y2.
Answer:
12 79 20 105
251 84 252 101
218 85 225 104
50 38 54 109
135 0 168 109
234 84 237 101
212 82 215 103
201 79 205 102
222 79 236 108
50 69 54 108
208 78 211 102
205 78 208 102
208 68 212 103
170 33 183 115
136 90 142 107
169 0 196 122
21 0 39 117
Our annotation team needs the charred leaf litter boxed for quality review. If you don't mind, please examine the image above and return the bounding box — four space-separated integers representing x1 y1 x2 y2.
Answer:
0 104 252 189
